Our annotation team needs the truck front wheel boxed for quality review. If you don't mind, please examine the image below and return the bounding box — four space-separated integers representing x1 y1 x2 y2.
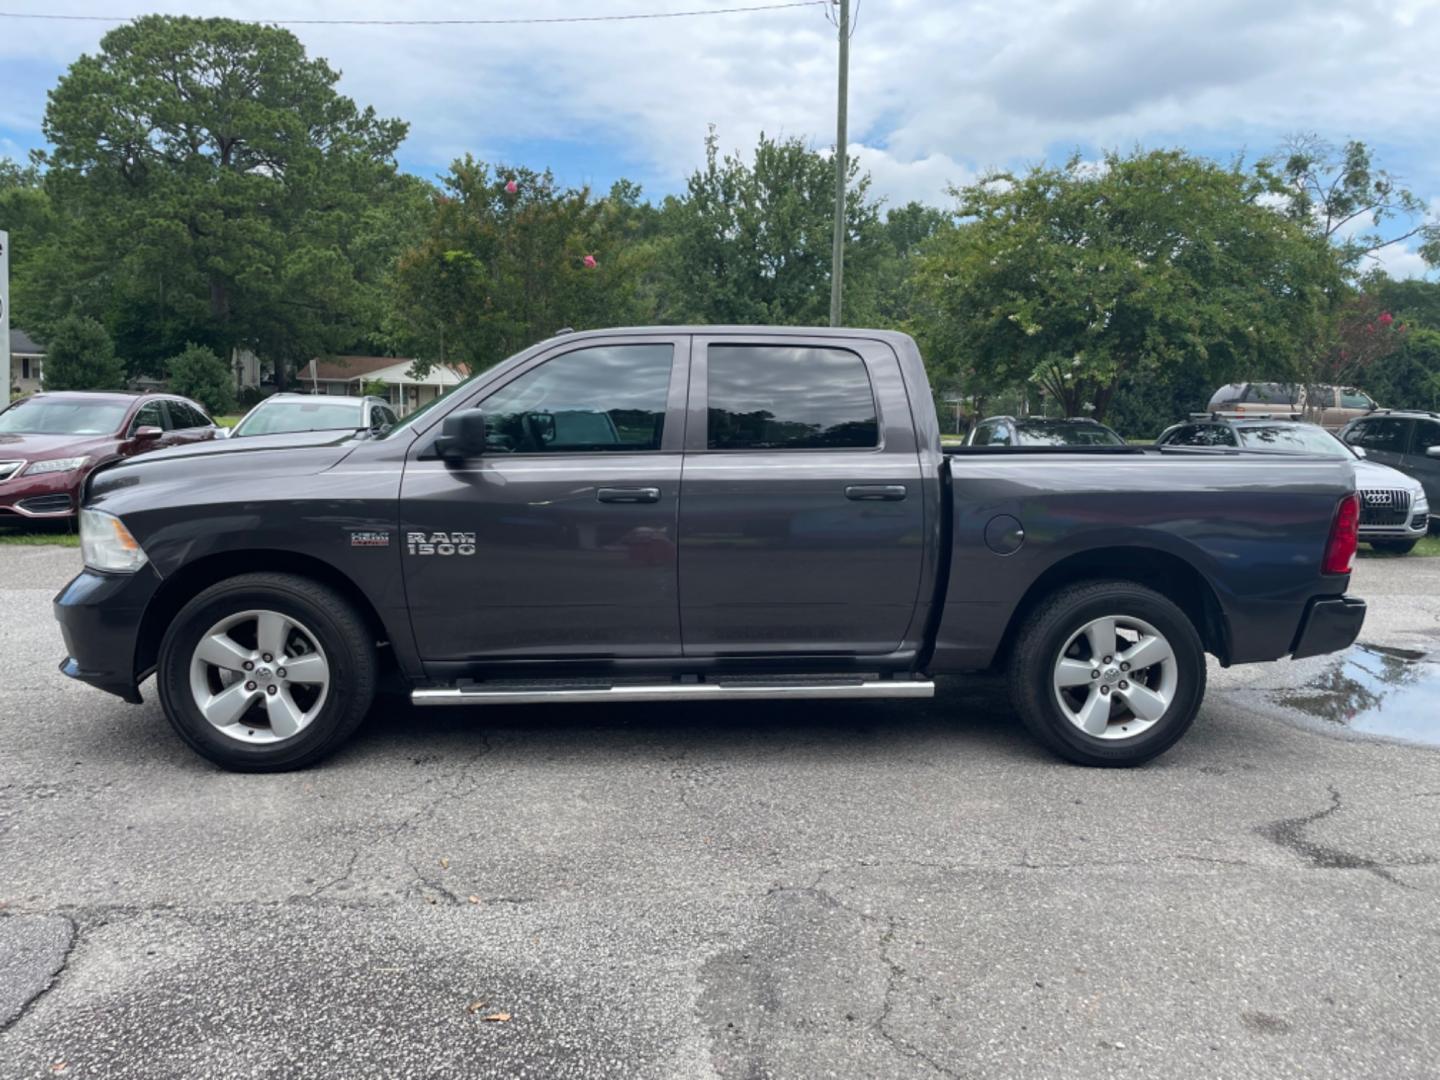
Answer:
1008 580 1206 767
156 573 377 771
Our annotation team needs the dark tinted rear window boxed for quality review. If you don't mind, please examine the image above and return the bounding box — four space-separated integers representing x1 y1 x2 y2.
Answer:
706 345 878 450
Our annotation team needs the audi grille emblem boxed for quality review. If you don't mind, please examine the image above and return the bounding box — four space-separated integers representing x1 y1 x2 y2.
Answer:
1365 491 1393 506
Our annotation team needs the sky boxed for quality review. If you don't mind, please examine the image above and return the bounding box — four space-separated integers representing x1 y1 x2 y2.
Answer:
1 0 1438 278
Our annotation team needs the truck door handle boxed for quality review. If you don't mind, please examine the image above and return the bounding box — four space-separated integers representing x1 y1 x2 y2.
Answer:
597 487 661 504
845 484 908 501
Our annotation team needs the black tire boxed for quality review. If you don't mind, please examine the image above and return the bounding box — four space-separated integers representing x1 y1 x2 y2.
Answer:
1008 579 1206 767
1369 539 1418 555
157 573 376 771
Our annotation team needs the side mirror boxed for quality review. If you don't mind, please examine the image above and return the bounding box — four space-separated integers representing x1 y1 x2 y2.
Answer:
132 426 163 441
434 409 487 462
1353 446 1367 458
1427 446 1440 459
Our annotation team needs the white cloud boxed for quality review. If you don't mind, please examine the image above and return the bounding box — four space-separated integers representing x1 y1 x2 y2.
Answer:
2 0 1439 221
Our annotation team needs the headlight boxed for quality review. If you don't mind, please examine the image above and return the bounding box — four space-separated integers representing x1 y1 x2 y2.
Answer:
79 509 149 573
24 456 89 476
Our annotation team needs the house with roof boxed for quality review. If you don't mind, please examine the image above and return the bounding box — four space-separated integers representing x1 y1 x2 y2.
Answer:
296 355 465 415
8 329 45 397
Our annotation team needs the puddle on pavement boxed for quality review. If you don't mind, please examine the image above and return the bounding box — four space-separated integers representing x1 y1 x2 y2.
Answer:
1274 643 1440 747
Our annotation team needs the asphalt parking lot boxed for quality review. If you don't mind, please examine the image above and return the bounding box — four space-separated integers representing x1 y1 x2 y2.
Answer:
2 547 1438 1079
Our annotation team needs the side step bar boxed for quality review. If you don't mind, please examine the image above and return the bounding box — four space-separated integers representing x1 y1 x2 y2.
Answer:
411 679 935 707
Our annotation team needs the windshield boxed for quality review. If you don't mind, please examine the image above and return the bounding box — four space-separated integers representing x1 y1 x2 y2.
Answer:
1235 424 1352 458
0 398 129 435
1016 423 1125 446
232 399 364 437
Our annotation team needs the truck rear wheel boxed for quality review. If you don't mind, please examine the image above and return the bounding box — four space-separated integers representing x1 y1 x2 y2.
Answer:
156 573 377 772
1008 580 1205 766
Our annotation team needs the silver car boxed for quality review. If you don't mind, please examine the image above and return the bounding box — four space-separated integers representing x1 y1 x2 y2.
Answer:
228 394 399 439
1159 414 1428 553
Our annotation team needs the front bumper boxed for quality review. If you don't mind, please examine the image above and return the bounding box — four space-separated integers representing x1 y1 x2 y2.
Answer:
53 566 162 703
0 469 82 518
1290 595 1367 660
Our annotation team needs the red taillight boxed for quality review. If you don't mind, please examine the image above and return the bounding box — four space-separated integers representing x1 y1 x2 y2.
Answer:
1323 492 1360 575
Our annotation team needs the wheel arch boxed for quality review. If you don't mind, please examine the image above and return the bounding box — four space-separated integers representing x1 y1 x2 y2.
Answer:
135 550 393 681
992 546 1231 671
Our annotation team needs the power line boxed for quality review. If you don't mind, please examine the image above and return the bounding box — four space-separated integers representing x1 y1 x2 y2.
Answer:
0 1 828 26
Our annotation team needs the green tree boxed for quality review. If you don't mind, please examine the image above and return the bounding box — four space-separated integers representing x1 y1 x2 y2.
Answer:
388 159 655 375
39 316 126 391
41 15 408 386
1259 136 1440 271
165 343 235 415
912 150 1344 421
661 130 884 325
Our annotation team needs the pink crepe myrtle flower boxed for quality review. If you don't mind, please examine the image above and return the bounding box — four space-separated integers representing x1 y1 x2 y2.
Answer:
505 179 518 195
583 254 597 269
1379 311 1394 327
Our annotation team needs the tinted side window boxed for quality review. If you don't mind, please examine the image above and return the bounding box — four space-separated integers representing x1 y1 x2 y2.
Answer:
1413 421 1440 454
481 344 673 453
1163 424 1202 446
971 422 992 447
1246 383 1301 405
1164 425 1232 446
170 402 207 428
706 345 878 451
1340 389 1371 409
988 423 1013 447
1351 419 1409 453
131 402 165 432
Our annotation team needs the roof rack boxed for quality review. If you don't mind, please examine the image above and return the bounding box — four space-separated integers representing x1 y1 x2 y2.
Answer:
1188 411 1303 422
1372 408 1440 419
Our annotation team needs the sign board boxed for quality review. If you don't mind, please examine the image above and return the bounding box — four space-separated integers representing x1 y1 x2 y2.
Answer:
0 229 9 405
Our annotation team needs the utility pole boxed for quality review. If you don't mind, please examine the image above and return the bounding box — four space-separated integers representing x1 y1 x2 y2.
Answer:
828 0 849 328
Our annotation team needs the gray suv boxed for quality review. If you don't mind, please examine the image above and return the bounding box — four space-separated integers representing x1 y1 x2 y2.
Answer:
1339 410 1440 533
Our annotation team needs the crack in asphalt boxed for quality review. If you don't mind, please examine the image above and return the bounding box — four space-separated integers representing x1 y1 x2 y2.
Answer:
876 915 965 1080
1255 784 1436 887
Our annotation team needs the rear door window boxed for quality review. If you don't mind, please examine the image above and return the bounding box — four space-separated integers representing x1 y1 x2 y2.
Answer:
1244 383 1301 405
705 345 878 450
1411 420 1440 455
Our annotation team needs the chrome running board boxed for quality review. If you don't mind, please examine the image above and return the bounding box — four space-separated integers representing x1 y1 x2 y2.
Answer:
411 679 934 707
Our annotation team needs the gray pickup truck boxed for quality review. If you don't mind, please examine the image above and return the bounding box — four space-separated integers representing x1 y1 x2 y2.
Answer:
54 327 1366 771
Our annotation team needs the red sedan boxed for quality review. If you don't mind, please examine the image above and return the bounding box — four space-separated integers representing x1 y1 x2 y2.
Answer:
0 391 219 521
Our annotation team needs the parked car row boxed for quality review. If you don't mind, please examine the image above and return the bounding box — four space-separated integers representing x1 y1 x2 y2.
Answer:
0 390 399 522
965 406 1436 555
1156 411 1433 554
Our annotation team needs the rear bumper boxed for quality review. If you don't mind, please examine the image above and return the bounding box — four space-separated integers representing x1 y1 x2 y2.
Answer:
1291 595 1367 660
53 567 161 703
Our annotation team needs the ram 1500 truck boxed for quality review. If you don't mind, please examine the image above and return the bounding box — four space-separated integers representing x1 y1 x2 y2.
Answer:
54 327 1367 771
